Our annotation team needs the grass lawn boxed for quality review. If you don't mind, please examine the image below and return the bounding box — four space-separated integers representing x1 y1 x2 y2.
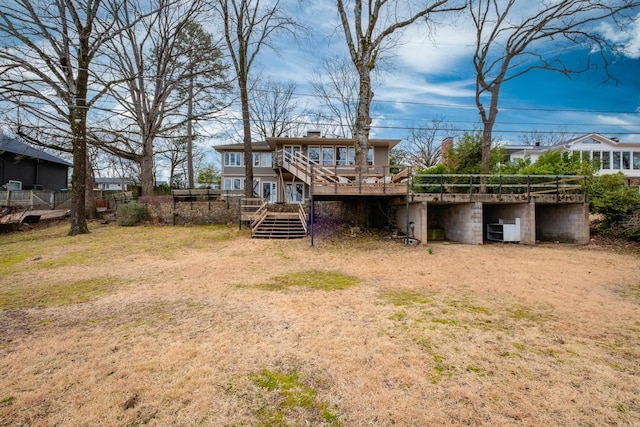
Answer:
0 222 639 426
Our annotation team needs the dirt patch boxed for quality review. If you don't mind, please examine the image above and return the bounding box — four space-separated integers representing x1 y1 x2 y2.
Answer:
0 222 639 426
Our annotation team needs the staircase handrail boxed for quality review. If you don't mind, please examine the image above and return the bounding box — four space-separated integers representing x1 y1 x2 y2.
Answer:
297 202 308 234
249 199 269 235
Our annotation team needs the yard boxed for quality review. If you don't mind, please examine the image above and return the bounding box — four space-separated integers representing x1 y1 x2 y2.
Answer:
0 222 639 426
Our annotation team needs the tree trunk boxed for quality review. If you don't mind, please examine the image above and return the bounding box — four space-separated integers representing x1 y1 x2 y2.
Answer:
85 156 97 219
68 50 90 235
354 63 373 167
140 134 155 196
239 75 253 198
186 69 195 188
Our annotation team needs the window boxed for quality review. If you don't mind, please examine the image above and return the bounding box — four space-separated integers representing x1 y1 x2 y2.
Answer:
253 179 259 196
284 145 301 162
223 177 245 190
260 152 272 167
602 151 611 169
348 147 355 165
224 152 243 166
252 153 260 167
613 152 621 170
308 146 320 164
336 146 348 165
322 146 334 165
581 151 590 163
593 151 601 168
634 152 640 170
622 152 631 170
286 183 304 203
367 148 374 165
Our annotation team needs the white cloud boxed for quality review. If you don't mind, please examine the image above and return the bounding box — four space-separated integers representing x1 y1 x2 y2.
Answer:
394 23 476 76
598 14 640 59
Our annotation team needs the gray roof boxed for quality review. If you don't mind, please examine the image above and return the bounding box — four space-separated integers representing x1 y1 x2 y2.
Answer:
0 135 72 166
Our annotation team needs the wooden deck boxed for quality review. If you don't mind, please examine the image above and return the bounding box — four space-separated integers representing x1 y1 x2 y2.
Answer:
309 165 410 197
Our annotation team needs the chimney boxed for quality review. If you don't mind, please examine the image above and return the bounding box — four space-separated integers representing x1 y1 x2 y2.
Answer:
305 130 322 138
440 137 454 168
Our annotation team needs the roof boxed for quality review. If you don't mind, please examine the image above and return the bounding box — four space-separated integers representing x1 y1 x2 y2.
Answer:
214 142 271 152
0 135 72 166
266 136 401 150
214 137 402 152
502 133 640 155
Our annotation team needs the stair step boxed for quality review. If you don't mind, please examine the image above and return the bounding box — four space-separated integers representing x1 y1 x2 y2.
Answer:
251 211 307 239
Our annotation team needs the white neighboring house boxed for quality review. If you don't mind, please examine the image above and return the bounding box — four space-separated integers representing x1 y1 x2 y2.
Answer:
502 133 640 183
95 177 136 191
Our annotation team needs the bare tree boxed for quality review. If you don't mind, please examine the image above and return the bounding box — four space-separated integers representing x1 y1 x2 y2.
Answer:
401 119 457 168
212 0 298 197
309 55 360 138
98 0 227 196
155 134 206 188
250 79 306 139
470 0 640 175
0 0 137 235
336 0 464 166
519 128 576 147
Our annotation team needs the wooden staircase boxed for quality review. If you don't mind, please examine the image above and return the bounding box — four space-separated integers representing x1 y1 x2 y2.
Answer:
244 199 308 239
252 212 307 239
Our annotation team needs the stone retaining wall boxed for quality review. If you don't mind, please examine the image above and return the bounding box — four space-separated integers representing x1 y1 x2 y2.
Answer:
139 196 240 225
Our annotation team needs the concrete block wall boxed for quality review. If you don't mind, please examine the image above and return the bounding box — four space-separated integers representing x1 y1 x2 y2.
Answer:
395 202 426 241
535 203 590 244
440 202 484 244
484 203 536 245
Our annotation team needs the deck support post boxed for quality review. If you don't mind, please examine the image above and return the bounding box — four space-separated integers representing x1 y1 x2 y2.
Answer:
405 193 410 245
310 196 315 247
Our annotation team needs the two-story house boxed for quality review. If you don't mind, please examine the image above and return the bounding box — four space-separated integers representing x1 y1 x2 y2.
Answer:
214 131 404 204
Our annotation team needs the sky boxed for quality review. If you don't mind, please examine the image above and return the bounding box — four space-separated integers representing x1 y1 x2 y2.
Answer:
236 1 640 147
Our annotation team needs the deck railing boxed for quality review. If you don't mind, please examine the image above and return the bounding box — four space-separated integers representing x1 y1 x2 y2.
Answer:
412 174 587 200
0 190 72 209
310 164 411 196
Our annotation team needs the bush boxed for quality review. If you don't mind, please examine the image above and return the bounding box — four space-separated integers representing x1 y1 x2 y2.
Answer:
117 201 149 226
588 173 640 238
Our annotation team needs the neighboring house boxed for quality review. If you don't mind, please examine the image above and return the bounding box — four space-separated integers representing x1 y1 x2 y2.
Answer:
214 131 402 203
502 133 640 182
0 135 71 190
95 177 136 191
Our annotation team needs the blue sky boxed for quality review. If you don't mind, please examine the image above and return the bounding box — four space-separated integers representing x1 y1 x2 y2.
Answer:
245 2 640 144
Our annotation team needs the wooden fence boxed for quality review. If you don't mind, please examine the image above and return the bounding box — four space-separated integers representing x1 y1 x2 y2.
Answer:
0 190 72 209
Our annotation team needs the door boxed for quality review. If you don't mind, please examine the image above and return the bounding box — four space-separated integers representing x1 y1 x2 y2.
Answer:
262 181 277 203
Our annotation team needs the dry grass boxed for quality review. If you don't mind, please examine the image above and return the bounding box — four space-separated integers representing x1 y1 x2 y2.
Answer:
1 221 639 426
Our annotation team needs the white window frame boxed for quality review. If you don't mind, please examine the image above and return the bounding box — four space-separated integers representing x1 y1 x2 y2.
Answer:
322 146 334 165
223 177 245 190
261 181 277 203
260 152 273 167
308 146 320 164
224 152 244 167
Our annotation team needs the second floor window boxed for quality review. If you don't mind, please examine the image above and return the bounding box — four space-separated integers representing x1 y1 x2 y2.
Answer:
224 152 244 166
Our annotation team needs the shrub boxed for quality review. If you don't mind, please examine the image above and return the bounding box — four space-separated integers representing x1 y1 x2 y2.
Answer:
588 173 640 238
117 201 149 226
